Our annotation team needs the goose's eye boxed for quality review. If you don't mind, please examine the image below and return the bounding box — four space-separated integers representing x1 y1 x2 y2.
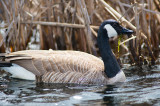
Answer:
112 23 119 27
112 23 119 28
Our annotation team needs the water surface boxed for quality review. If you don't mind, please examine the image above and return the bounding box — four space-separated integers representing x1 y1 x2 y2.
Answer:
0 65 160 106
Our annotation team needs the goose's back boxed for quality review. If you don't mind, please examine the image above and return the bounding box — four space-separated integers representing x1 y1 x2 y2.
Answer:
4 50 107 84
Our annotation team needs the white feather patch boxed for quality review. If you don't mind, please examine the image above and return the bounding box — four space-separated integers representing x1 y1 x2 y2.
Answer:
104 24 118 38
1 63 35 80
107 70 126 84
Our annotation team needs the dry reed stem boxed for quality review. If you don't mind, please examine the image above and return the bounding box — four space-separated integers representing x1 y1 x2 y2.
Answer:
77 0 93 53
119 2 160 15
21 21 99 29
0 20 14 47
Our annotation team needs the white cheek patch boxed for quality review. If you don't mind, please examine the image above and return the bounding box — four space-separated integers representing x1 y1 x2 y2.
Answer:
104 24 118 38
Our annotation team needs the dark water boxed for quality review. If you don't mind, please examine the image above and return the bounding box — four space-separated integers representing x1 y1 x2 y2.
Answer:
0 65 160 106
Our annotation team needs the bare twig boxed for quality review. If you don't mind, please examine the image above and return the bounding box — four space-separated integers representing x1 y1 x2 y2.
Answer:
21 21 99 29
0 20 14 47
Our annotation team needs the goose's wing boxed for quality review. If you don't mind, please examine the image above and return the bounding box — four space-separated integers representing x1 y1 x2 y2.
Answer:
5 50 106 84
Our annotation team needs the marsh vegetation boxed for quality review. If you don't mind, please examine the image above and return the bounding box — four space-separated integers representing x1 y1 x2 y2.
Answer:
0 0 160 65
0 0 160 105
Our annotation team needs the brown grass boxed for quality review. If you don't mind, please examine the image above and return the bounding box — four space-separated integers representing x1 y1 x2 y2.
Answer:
0 0 160 65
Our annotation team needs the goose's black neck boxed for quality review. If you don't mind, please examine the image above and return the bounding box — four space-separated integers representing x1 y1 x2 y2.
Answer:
97 28 120 78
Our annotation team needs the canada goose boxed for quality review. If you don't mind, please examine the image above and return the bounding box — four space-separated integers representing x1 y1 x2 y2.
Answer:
0 19 133 85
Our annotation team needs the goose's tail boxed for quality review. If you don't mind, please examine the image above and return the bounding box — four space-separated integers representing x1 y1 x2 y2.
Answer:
0 54 35 80
0 54 12 67
0 61 12 67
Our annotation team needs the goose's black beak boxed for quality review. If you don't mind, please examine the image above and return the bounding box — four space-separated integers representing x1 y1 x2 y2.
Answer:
121 27 133 35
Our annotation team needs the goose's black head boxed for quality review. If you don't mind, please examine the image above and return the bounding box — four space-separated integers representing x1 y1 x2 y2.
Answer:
98 19 133 38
